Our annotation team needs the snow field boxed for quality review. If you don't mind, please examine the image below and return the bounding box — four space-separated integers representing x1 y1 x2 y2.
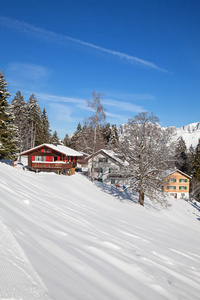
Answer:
0 161 200 299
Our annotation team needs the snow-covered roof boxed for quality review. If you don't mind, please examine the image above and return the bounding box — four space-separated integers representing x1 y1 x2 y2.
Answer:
165 169 192 179
21 144 83 157
86 149 128 166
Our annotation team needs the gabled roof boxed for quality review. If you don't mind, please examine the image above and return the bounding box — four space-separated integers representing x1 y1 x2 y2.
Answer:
165 169 192 179
85 149 128 166
21 144 83 157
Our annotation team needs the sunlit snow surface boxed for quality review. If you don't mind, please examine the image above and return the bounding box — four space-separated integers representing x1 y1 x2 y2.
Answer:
0 161 200 300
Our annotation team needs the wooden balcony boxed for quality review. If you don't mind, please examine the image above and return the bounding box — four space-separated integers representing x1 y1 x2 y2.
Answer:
32 161 74 170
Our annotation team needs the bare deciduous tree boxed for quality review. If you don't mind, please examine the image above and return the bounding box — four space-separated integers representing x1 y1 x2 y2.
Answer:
87 91 106 182
118 112 174 206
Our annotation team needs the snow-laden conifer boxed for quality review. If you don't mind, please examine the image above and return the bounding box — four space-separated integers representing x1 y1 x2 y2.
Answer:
0 69 17 159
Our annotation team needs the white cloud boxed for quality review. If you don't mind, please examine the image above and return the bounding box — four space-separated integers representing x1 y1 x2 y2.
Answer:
34 91 144 114
48 103 74 122
34 92 85 105
0 16 168 72
103 99 144 113
7 62 51 81
105 92 156 101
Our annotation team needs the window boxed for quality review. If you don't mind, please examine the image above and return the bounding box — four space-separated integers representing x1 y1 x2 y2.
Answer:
179 179 187 182
99 157 108 162
167 186 176 190
181 193 185 198
34 156 46 161
168 178 176 182
111 179 115 184
170 193 175 196
179 186 187 190
35 156 42 161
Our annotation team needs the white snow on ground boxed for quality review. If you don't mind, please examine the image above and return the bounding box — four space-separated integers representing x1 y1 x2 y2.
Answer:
0 161 200 300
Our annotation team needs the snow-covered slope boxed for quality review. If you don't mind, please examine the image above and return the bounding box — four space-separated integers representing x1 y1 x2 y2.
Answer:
119 122 200 148
0 162 200 299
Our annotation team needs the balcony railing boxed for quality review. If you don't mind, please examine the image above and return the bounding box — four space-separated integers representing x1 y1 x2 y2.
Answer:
32 161 73 170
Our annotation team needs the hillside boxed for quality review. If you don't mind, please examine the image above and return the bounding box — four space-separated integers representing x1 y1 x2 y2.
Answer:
0 162 200 299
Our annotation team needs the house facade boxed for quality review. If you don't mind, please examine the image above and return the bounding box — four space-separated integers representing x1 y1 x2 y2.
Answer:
85 149 127 186
163 169 191 199
21 144 82 175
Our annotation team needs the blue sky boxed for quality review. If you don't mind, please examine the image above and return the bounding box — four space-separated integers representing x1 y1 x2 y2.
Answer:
1 0 200 138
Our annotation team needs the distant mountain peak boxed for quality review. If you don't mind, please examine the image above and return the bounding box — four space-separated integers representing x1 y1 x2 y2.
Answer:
118 122 200 148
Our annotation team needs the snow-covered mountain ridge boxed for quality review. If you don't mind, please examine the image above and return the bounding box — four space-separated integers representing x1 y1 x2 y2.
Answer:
169 122 200 148
119 122 200 148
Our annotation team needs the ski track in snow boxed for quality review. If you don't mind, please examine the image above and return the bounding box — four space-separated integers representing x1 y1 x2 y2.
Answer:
0 161 200 299
0 221 52 300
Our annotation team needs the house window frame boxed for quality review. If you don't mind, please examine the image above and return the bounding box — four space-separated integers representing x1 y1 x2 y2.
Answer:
167 186 176 190
168 178 176 182
179 179 187 182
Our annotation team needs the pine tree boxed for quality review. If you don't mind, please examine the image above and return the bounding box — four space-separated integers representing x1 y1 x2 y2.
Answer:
187 145 195 176
11 91 27 152
101 123 111 146
51 130 60 145
26 94 42 148
70 122 82 150
193 139 200 181
41 108 51 143
63 133 71 147
0 69 17 159
110 124 119 149
175 137 188 173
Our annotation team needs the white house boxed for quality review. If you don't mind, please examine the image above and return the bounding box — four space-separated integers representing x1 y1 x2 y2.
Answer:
85 149 128 186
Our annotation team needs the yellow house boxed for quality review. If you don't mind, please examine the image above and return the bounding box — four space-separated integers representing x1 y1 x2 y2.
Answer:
164 169 191 200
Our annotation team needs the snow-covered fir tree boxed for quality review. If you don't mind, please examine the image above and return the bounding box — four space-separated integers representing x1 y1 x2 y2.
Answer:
70 122 82 150
62 133 71 147
174 136 188 173
11 91 27 152
26 94 42 148
110 124 119 149
41 108 51 144
51 130 60 145
193 139 200 182
0 69 17 160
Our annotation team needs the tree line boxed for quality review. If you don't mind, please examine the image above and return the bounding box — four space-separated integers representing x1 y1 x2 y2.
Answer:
0 70 119 159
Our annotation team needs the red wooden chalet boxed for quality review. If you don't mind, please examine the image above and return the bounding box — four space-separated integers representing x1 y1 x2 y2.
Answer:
21 144 83 175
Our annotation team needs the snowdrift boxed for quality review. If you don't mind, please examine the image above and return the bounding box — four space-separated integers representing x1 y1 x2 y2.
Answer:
0 161 200 300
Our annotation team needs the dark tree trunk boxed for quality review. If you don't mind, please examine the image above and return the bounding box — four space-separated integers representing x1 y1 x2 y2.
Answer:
138 191 144 206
